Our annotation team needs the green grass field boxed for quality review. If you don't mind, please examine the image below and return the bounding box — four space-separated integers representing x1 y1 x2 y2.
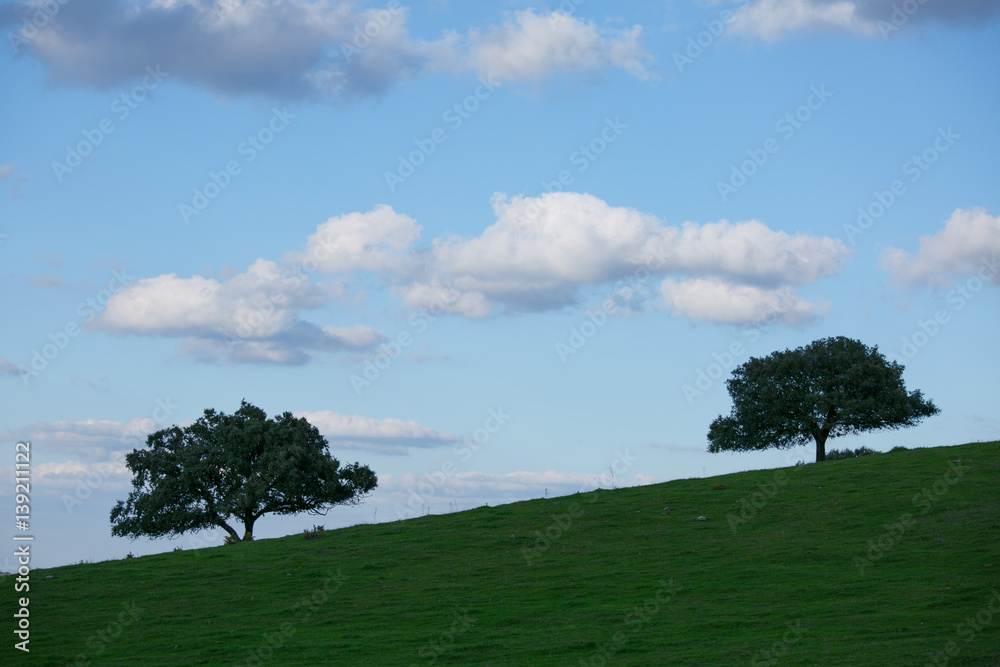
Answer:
4 441 999 666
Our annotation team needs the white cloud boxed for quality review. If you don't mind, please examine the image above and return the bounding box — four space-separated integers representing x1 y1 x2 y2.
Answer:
466 9 652 83
391 192 847 320
92 258 384 364
730 0 875 40
879 208 1000 289
660 277 823 325
1 417 167 464
1 0 427 99
1 2 653 100
89 192 848 364
728 0 1000 41
298 410 462 455
284 205 421 275
0 164 13 181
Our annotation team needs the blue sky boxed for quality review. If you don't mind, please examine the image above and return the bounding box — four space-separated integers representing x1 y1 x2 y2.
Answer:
1 0 998 570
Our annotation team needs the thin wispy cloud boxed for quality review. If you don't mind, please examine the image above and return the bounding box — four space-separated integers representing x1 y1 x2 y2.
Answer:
297 410 463 455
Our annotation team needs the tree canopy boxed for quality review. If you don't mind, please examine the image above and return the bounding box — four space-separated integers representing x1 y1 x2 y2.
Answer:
706 336 939 462
111 400 377 542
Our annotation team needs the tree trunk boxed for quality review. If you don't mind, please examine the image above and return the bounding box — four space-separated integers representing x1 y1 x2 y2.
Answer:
219 521 241 543
242 516 256 541
814 430 829 462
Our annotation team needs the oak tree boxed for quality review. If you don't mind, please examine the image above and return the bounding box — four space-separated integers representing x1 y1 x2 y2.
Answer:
111 401 377 542
707 337 939 462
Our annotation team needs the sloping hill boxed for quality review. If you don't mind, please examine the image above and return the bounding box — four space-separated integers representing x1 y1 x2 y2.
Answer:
3 441 999 665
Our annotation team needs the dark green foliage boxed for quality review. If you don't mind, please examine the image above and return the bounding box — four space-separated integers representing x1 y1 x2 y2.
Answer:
110 401 377 542
826 446 880 460
708 336 939 462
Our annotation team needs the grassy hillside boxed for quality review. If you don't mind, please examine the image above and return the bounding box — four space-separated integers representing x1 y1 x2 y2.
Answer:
3 441 999 666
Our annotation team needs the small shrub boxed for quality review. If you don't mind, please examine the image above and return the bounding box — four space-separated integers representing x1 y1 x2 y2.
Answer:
223 534 239 545
173 546 183 552
890 446 908 452
303 524 326 540
826 446 880 461
125 552 135 559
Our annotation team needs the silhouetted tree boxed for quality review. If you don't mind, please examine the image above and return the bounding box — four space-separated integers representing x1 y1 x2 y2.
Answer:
707 337 939 462
111 401 377 542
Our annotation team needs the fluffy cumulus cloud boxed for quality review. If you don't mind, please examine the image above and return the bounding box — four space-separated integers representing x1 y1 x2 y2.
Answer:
298 410 462 455
283 205 422 275
92 258 385 364
465 9 652 83
84 192 846 365
879 207 1000 289
0 1 652 100
367 192 847 324
728 0 1000 41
